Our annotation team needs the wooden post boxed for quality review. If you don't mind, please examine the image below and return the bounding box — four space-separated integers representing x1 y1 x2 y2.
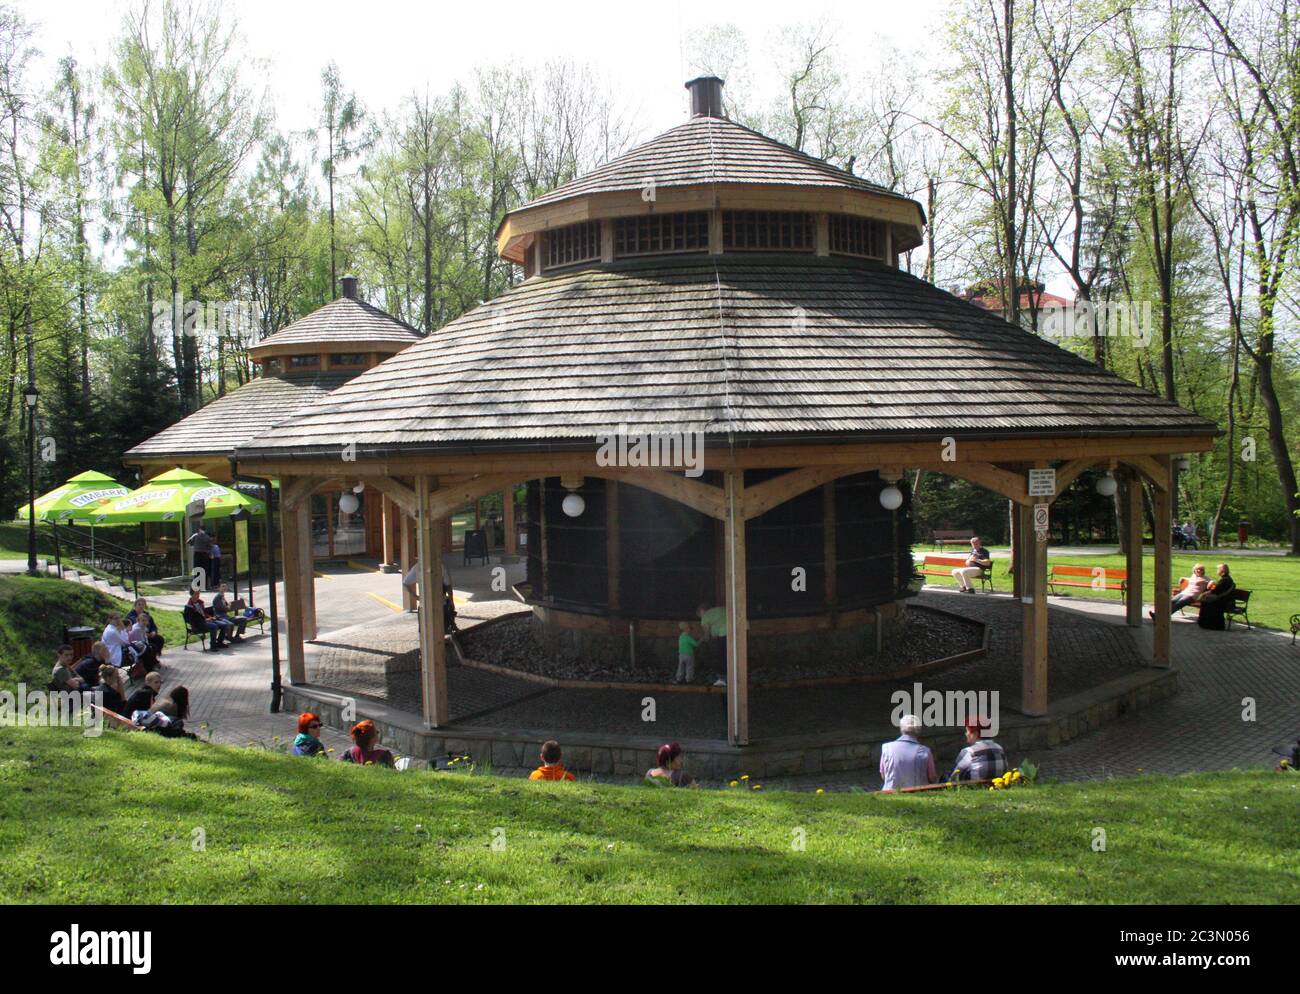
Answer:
1152 458 1172 667
822 483 837 622
503 486 516 557
605 481 620 612
381 493 394 568
400 511 414 611
1009 499 1021 598
296 499 317 641
415 475 449 726
1019 501 1049 716
723 470 749 746
1125 473 1144 627
280 494 307 684
539 478 550 600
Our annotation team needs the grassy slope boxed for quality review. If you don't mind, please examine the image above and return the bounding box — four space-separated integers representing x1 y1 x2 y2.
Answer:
0 575 186 689
0 728 1295 904
919 550 1299 631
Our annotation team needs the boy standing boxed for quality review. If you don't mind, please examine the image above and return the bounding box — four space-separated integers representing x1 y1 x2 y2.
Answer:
675 621 700 684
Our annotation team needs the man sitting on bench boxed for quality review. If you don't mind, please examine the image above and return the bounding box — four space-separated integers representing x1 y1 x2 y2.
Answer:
951 536 992 593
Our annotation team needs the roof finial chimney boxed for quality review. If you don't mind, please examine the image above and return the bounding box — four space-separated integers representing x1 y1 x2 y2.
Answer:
340 275 358 300
685 76 725 119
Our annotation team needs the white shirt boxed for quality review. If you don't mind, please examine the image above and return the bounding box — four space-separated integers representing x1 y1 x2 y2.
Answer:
101 624 133 667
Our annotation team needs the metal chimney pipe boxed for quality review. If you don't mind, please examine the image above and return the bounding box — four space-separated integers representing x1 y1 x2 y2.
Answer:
340 275 359 300
685 76 725 119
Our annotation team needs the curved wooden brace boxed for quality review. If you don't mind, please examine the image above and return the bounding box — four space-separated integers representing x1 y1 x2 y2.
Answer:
1121 455 1169 491
598 468 726 520
741 466 850 520
279 476 325 512
368 476 418 517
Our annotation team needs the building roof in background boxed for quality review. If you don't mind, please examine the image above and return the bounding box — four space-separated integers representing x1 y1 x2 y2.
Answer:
248 297 423 356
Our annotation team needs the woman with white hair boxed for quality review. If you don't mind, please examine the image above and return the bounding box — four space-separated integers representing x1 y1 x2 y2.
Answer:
879 714 937 791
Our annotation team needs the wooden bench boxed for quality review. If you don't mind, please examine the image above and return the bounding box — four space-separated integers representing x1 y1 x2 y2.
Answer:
1178 588 1252 629
919 554 994 593
932 529 977 552
1047 564 1127 596
889 779 992 793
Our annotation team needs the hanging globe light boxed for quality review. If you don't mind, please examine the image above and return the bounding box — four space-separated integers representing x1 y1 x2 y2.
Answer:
562 493 585 518
1095 471 1118 497
338 492 360 514
879 485 904 511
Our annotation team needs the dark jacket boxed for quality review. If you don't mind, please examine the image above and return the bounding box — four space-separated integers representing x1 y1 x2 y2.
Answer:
125 687 156 713
1196 575 1237 630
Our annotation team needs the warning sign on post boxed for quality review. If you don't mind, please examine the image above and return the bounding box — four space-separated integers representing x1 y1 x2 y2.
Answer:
1027 468 1057 497
1033 503 1050 542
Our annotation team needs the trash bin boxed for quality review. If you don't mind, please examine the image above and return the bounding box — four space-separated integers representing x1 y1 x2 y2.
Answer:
63 625 95 659
1237 518 1249 548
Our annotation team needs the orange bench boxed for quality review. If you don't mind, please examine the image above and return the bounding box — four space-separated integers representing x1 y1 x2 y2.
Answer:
919 554 994 593
1177 586 1253 629
1047 564 1127 595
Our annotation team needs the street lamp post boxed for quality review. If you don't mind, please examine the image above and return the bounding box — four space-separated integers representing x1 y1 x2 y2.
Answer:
23 383 39 576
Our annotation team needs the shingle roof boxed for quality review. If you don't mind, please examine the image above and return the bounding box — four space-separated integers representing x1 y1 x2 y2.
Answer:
234 254 1217 458
125 371 358 460
249 297 423 353
515 115 904 212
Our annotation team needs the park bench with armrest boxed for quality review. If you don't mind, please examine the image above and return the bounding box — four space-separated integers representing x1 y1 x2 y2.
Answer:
931 529 977 552
182 604 214 651
1047 564 1127 596
1176 586 1252 629
919 554 994 593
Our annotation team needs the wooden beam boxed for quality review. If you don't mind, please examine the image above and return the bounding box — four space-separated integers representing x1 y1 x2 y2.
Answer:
606 481 620 612
237 433 1218 480
741 465 847 520
415 476 449 726
400 511 415 612
1054 457 1099 495
426 474 516 522
1152 457 1172 666
368 476 417 517
280 476 323 512
723 470 749 745
600 468 726 520
952 462 1031 505
823 483 837 621
1124 454 1170 491
380 494 394 568
1009 498 1022 599
1125 474 1144 627
296 499 317 642
1019 501 1049 716
503 485 517 557
280 496 307 683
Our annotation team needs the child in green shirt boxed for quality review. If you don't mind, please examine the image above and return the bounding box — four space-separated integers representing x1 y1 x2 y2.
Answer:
675 622 701 684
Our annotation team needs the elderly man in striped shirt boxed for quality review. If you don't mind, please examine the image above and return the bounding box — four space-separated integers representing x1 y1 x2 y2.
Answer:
949 714 1008 782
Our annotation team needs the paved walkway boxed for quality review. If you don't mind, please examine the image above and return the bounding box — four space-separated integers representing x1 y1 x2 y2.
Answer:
37 556 1300 788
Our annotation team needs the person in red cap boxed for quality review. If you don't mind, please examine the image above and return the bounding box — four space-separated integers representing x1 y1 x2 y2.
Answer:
339 720 395 768
948 714 1008 782
292 713 327 757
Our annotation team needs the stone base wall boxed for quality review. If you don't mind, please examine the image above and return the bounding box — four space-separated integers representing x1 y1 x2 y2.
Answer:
286 666 1178 780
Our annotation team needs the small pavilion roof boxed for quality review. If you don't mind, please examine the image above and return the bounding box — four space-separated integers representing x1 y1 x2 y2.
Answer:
234 254 1218 460
125 371 357 462
247 297 423 358
511 115 909 213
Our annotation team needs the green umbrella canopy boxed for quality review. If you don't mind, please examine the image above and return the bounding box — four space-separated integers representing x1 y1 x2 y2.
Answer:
90 468 266 524
17 471 130 522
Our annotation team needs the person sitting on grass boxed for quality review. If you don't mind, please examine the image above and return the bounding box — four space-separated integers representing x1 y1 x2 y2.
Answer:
292 713 328 757
645 742 694 787
97 664 127 717
1195 563 1238 631
948 714 1008 783
50 645 85 692
951 536 992 593
101 613 142 668
125 671 162 714
74 641 111 687
184 589 229 649
125 598 166 659
212 584 247 642
529 739 576 781
143 685 197 739
879 714 937 791
339 720 395 767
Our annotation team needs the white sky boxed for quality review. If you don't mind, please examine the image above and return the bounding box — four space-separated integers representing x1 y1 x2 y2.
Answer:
23 0 950 140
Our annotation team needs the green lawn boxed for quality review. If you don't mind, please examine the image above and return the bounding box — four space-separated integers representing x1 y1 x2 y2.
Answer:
0 728 1294 903
918 549 1300 632
0 575 186 690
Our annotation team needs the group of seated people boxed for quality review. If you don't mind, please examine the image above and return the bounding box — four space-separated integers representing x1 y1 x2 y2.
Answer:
183 584 264 650
50 598 168 697
879 713 1008 791
49 641 195 738
1158 562 1239 630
